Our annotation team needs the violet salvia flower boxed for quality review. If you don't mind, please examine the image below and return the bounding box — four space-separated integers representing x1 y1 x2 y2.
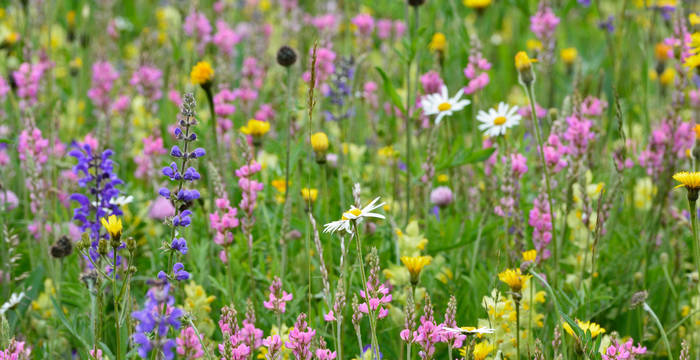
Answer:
420 71 444 95
132 278 184 360
263 276 293 314
87 61 119 114
602 338 646 360
529 193 552 260
68 143 124 261
176 326 204 359
130 65 163 104
324 56 355 122
285 313 316 360
159 93 204 257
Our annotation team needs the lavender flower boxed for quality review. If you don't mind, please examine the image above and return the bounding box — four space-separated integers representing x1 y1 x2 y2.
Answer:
324 56 355 122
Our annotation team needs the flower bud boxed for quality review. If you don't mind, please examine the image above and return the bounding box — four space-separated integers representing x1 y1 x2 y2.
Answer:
276 46 297 67
310 132 329 163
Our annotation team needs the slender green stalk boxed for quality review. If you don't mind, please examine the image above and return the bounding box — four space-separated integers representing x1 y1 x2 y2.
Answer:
643 302 673 360
515 300 520 360
353 222 380 360
281 66 294 280
112 249 121 360
524 83 558 285
689 199 700 282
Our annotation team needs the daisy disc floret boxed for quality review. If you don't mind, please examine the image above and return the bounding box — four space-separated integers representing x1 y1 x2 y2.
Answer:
476 102 521 137
420 85 470 124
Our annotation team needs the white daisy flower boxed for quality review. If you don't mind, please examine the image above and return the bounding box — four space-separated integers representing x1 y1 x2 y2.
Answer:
110 195 134 207
443 326 496 335
0 292 25 315
420 85 471 124
323 197 386 234
476 102 521 137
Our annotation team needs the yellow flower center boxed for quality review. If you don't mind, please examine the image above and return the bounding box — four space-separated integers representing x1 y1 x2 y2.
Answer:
494 116 507 126
341 208 363 220
438 102 452 112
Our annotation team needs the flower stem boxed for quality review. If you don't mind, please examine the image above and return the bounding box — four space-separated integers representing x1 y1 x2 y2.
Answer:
353 222 380 360
515 299 520 360
524 83 558 286
689 199 700 283
112 249 121 360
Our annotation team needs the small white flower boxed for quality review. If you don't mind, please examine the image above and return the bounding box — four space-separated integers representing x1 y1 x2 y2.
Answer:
110 195 134 207
443 326 496 335
323 197 386 234
476 102 521 137
0 292 25 315
420 85 471 124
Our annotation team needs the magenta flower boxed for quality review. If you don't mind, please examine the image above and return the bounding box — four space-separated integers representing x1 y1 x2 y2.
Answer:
352 13 375 36
263 276 293 314
213 20 241 56
87 61 119 112
176 327 204 359
420 71 444 95
530 3 560 40
285 313 316 360
130 65 163 102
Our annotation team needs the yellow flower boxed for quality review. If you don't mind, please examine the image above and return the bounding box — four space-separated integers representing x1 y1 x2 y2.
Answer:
429 32 447 52
522 250 537 262
101 215 123 240
272 179 288 194
690 13 700 26
400 256 432 284
498 268 531 293
673 171 700 190
514 51 537 71
240 119 270 137
633 177 656 211
472 341 494 360
695 124 700 140
526 39 543 52
463 0 492 9
184 282 217 336
66 10 76 27
560 47 578 65
685 53 700 69
301 188 318 203
437 174 449 183
310 132 329 153
562 319 606 338
659 67 675 86
190 61 214 85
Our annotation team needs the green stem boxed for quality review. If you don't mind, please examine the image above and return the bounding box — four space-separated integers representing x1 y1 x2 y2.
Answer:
690 199 700 282
515 300 520 360
353 222 380 360
524 83 558 286
112 248 121 360
643 302 674 360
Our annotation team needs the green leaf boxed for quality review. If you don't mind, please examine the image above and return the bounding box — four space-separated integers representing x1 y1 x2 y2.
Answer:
375 67 405 114
436 147 495 171
50 297 90 351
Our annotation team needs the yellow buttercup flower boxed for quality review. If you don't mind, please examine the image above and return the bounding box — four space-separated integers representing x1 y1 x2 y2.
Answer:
429 32 447 52
472 341 494 360
562 319 606 338
463 0 492 9
522 250 537 262
310 132 329 153
272 179 288 194
301 188 318 203
400 256 432 284
190 61 214 85
690 13 700 26
240 119 270 137
101 215 123 240
526 39 543 52
673 171 700 190
659 67 675 86
498 268 531 293
560 47 578 65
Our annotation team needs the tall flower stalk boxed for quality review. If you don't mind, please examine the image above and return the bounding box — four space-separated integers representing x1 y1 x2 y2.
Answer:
516 51 558 283
672 172 700 280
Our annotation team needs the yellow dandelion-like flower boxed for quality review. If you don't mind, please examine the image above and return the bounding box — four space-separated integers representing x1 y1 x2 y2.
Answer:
463 0 492 9
515 51 537 71
522 250 537 262
190 61 214 85
690 13 700 26
498 268 531 293
659 67 675 86
560 47 578 65
301 188 318 203
562 319 606 338
400 256 432 284
526 39 543 52
673 171 700 190
310 132 329 153
100 215 123 240
472 341 494 360
429 32 447 52
240 119 271 137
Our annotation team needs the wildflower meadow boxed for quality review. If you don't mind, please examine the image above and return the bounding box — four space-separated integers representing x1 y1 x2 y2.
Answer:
2 0 700 359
